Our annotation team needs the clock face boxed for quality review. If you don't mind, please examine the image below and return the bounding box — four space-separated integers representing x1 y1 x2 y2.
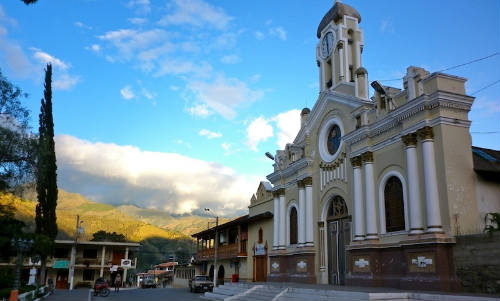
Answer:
321 32 334 58
327 124 341 155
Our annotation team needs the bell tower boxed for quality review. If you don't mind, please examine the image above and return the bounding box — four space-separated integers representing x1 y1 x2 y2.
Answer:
316 0 369 99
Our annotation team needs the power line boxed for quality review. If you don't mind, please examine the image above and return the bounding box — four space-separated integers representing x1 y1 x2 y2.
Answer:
378 52 500 82
470 79 500 96
470 131 499 134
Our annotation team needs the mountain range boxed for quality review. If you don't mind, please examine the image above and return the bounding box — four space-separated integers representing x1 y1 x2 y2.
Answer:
1 187 232 242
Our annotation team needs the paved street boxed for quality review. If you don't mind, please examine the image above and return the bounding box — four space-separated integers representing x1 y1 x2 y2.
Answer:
46 288 205 301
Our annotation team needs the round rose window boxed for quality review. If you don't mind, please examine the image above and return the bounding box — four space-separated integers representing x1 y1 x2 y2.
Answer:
327 125 341 155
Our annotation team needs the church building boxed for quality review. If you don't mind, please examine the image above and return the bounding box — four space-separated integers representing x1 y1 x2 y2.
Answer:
263 0 500 291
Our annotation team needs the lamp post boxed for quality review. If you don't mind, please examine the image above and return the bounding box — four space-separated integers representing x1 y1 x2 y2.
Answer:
204 208 218 288
9 238 34 301
69 215 84 290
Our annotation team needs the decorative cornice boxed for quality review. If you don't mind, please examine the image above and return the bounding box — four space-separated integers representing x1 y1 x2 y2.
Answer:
266 157 309 184
417 126 434 140
350 156 362 168
303 177 313 186
361 151 373 163
343 91 474 146
276 188 285 196
402 133 417 147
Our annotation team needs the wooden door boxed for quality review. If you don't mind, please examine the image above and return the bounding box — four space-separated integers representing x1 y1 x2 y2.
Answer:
254 256 267 282
56 270 68 289
112 250 125 265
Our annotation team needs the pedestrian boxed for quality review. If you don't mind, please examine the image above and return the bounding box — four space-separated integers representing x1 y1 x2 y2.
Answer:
114 274 121 292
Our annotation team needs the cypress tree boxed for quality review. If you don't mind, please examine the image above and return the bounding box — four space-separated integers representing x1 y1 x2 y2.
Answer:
35 63 58 240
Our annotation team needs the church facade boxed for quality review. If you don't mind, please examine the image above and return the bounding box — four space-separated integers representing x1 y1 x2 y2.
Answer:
264 0 500 291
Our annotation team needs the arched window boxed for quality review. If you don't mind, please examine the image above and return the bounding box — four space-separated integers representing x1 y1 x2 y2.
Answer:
258 228 263 244
384 176 405 232
327 195 348 220
289 207 298 245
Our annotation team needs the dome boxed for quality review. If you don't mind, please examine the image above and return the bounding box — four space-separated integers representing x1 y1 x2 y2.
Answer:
317 1 361 38
301 108 311 115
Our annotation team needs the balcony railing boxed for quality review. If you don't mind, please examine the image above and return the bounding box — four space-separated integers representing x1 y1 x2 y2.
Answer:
196 242 246 260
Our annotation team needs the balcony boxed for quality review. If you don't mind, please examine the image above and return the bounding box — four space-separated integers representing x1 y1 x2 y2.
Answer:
196 242 247 261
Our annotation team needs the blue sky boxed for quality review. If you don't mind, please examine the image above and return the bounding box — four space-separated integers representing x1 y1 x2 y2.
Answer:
1 0 499 216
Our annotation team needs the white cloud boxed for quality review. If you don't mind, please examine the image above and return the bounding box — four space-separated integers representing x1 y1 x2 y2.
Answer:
246 116 273 151
141 87 155 100
220 54 240 64
186 75 264 119
120 86 135 100
98 28 170 61
170 85 180 91
85 44 101 53
186 104 213 118
198 129 222 139
249 74 261 83
245 109 301 152
53 73 80 90
158 0 233 30
221 142 236 156
55 135 255 215
273 109 301 149
254 31 264 40
379 18 394 33
269 26 287 41
128 17 148 25
31 48 70 70
126 0 151 15
74 21 92 30
154 59 212 77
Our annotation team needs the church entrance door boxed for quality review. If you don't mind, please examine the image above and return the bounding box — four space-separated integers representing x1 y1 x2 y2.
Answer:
326 196 351 285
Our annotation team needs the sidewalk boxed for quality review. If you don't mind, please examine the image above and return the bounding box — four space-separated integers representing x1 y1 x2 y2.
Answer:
250 281 500 299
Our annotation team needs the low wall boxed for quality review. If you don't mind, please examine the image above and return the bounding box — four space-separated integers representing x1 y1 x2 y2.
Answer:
453 232 500 294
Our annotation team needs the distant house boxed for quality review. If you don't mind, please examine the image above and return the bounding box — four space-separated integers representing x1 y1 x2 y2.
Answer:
0 239 140 289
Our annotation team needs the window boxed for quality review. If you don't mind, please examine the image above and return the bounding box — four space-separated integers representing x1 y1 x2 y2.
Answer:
54 248 69 258
83 249 98 259
327 195 348 219
289 207 298 245
384 176 405 232
258 228 263 244
83 269 94 281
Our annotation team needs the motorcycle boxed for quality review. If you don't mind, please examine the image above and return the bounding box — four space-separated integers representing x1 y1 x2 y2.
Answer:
93 278 110 297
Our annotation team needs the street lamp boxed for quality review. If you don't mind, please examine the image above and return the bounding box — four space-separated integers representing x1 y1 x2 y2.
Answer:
204 208 218 288
9 238 34 301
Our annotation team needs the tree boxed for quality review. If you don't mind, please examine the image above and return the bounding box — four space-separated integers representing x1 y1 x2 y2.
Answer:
35 64 58 284
0 69 37 191
91 230 127 242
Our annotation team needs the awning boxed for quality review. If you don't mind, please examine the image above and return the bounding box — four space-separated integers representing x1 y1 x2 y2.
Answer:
52 260 69 269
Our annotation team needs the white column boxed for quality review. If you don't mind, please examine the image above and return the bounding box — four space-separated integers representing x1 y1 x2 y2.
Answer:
351 157 365 240
278 189 286 249
123 247 129 286
273 193 279 250
100 246 106 277
363 152 378 240
338 43 345 81
418 127 443 233
403 134 424 234
305 177 314 246
298 182 306 247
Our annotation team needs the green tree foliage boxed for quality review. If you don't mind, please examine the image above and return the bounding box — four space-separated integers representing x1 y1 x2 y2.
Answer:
137 237 193 272
35 64 58 241
91 230 126 242
0 69 37 191
0 202 25 259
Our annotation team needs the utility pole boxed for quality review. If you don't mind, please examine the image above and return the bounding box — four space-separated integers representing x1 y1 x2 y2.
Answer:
69 215 80 290
213 216 218 288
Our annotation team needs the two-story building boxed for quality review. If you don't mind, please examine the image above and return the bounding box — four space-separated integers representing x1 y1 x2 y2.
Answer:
192 201 273 283
43 240 140 289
